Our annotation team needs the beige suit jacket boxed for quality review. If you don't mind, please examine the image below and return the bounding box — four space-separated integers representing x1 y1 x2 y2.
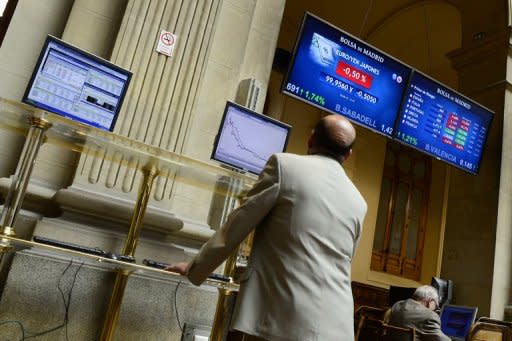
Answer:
187 153 367 341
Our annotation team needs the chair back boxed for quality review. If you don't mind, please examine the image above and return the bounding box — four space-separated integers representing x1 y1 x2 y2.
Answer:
380 322 415 341
467 321 512 341
477 317 512 329
355 306 387 341
355 318 415 341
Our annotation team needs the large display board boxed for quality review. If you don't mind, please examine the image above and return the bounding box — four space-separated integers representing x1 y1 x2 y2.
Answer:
282 12 494 175
282 12 412 137
23 35 132 131
211 101 291 175
394 72 493 174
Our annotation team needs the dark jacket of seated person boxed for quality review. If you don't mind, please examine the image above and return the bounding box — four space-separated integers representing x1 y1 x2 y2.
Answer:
388 285 450 341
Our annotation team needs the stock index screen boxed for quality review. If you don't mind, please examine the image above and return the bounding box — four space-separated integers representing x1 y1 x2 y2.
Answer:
282 13 412 137
394 72 493 174
23 36 132 131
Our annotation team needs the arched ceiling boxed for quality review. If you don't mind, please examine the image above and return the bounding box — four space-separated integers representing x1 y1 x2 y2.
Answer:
363 1 460 87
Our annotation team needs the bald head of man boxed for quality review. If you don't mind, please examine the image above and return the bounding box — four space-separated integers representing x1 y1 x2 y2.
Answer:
307 114 356 163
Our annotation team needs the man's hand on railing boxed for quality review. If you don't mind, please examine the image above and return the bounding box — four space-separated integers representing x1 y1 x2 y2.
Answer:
164 262 189 275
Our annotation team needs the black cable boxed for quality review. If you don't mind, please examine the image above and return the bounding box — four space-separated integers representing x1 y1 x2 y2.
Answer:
0 320 25 340
173 281 183 332
63 261 82 340
24 260 83 340
359 0 374 38
422 0 432 73
0 260 83 341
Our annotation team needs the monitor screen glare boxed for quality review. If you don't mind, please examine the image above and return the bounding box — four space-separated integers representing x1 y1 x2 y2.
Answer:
23 36 132 131
282 13 412 137
393 72 493 174
211 102 291 175
440 305 478 341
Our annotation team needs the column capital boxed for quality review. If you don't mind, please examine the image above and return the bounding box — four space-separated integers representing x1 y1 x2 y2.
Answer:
447 29 509 71
446 29 509 97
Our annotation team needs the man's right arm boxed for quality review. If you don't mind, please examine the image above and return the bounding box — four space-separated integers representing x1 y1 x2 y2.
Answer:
185 154 282 285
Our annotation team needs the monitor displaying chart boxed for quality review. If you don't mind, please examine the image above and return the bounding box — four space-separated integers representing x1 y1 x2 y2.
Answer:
211 101 291 174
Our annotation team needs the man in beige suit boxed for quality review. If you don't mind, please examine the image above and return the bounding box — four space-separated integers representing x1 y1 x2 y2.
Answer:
167 114 367 341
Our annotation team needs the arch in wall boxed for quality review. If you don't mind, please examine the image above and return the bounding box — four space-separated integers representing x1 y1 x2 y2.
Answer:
363 0 461 87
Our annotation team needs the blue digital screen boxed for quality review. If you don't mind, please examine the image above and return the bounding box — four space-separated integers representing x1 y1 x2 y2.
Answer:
394 72 493 174
440 305 477 340
282 13 412 137
23 36 132 131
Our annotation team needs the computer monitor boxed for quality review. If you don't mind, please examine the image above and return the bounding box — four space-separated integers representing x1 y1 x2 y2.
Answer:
431 277 453 309
23 35 132 131
211 101 291 175
388 286 416 306
440 304 478 340
282 12 412 138
393 71 493 175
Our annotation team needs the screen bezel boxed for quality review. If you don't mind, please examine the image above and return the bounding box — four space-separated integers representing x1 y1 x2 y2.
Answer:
211 101 291 175
440 304 478 340
22 35 132 132
392 70 494 175
281 11 414 138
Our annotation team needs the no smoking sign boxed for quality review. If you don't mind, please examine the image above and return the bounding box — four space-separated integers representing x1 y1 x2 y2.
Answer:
156 30 177 57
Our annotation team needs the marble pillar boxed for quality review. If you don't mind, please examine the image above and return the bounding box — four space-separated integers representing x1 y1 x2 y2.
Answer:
491 32 512 320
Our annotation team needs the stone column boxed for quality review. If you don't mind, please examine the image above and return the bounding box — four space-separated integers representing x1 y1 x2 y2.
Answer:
54 0 286 240
181 0 286 230
61 0 127 58
55 0 224 237
491 31 512 320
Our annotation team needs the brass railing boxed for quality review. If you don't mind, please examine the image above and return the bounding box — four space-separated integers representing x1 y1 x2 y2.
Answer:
0 98 254 340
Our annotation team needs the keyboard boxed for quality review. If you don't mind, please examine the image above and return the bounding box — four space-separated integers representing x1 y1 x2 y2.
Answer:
33 235 135 262
142 259 232 282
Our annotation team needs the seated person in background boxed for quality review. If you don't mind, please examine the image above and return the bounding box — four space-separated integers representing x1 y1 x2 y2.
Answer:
388 285 450 341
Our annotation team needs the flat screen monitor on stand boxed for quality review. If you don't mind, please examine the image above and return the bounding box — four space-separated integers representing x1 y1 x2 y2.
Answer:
211 101 291 175
23 35 132 131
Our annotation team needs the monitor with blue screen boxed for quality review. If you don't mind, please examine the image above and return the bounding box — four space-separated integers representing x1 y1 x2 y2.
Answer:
440 304 478 340
282 12 412 137
23 35 132 131
394 71 493 174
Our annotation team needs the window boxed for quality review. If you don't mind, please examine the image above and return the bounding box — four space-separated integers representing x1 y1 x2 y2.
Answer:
0 0 18 47
371 142 431 280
